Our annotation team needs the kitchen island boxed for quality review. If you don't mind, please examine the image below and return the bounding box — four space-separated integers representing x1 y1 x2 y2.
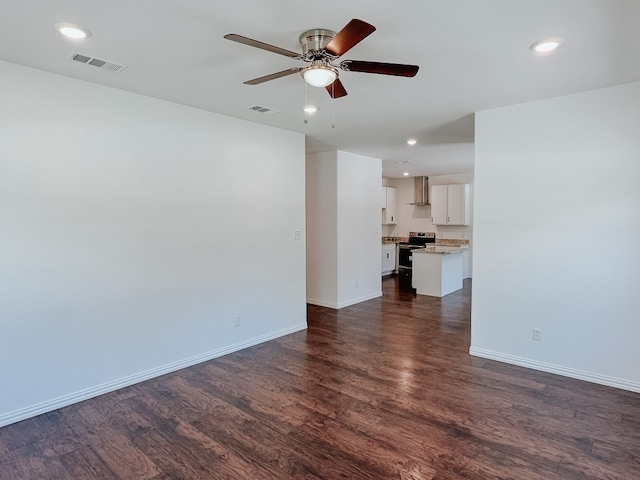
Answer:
412 246 464 297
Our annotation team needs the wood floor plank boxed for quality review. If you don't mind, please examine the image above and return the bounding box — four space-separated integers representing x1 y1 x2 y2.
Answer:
1 277 639 478
59 445 117 479
0 443 70 480
72 422 160 480
133 375 324 478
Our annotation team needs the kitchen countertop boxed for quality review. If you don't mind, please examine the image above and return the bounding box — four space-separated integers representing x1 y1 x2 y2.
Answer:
382 236 408 244
382 237 470 247
435 239 469 246
413 246 466 255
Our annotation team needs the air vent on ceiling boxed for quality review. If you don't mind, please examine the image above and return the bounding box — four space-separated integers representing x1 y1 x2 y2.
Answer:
246 105 280 115
68 52 127 73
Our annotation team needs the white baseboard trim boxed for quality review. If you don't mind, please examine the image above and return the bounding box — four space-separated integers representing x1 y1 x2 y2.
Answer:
306 297 339 309
0 323 307 428
469 346 640 393
307 291 382 310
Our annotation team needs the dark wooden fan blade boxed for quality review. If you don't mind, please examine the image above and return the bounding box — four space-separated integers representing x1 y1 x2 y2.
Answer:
244 68 303 85
340 60 419 77
325 78 348 98
224 34 301 58
324 19 376 57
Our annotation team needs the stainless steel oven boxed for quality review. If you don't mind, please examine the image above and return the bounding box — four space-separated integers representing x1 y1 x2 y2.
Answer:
398 232 436 283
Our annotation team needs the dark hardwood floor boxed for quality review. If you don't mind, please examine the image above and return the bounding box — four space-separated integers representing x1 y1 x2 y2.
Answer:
1 277 639 479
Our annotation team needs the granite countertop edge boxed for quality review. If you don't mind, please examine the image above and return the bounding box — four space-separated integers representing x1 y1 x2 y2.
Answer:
381 237 470 248
413 246 466 255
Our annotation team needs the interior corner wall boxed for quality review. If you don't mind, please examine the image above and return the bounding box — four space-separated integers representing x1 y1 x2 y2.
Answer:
471 81 640 392
0 60 307 426
306 150 382 309
336 151 383 307
306 151 338 307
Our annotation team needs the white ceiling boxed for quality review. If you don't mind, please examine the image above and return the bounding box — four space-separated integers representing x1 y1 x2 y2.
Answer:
2 1 639 178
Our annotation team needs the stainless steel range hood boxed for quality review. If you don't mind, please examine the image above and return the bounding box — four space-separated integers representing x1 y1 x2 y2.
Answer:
410 176 430 205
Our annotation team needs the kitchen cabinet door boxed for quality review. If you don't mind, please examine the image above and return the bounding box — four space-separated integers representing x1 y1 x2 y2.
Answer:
382 244 396 275
430 185 448 225
431 184 469 225
447 184 470 225
382 187 397 224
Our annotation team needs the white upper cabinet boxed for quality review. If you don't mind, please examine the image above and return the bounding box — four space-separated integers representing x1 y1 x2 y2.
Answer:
430 185 448 225
446 184 470 225
431 184 470 225
381 187 397 224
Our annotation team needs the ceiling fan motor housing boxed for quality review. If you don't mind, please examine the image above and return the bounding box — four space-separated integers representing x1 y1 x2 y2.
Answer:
299 29 337 60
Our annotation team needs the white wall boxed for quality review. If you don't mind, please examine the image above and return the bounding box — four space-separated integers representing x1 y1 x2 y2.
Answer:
306 151 338 305
336 151 383 306
0 60 307 426
472 81 640 392
306 151 382 308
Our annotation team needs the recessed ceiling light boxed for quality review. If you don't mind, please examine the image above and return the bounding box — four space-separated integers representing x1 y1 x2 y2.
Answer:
530 38 563 53
303 105 318 114
402 172 410 176
406 139 417 146
54 23 92 39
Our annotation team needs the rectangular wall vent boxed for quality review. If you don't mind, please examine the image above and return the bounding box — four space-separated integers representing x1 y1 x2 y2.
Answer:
246 105 280 115
68 52 127 73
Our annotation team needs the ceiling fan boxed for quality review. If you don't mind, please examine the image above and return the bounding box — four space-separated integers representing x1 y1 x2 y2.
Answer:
224 19 419 99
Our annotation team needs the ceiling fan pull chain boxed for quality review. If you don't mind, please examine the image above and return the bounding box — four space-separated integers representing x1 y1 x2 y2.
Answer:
331 88 335 129
304 82 308 125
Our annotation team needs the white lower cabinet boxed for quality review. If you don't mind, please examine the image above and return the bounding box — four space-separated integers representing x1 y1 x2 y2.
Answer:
382 244 396 275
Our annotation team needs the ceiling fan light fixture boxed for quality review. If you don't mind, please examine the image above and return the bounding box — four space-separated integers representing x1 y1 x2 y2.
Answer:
302 65 338 88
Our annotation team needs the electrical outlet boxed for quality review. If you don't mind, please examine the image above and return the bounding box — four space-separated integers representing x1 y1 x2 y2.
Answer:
294 230 301 241
235 316 241 327
532 328 542 341
355 280 359 288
